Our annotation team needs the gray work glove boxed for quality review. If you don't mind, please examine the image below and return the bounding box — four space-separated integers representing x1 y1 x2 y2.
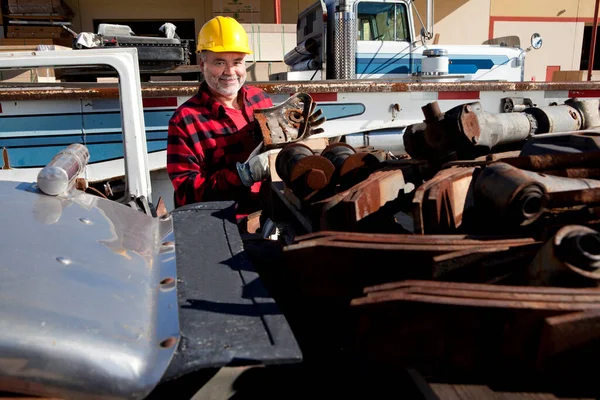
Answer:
236 143 279 187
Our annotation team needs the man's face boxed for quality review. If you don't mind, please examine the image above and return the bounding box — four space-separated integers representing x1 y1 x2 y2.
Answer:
201 51 247 98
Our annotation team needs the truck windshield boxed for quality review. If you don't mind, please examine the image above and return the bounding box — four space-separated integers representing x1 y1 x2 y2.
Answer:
357 2 410 42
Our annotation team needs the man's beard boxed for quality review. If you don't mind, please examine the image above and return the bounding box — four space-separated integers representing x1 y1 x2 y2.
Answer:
207 74 246 97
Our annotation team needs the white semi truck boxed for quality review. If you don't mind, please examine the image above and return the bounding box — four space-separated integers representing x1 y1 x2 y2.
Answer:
271 0 536 82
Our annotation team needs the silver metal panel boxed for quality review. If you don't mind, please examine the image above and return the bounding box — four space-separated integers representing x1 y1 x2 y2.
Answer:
0 181 179 400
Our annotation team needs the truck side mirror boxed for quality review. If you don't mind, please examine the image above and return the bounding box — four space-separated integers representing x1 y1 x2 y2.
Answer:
530 33 543 50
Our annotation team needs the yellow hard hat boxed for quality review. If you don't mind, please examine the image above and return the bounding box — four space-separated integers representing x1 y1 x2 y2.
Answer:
197 16 253 54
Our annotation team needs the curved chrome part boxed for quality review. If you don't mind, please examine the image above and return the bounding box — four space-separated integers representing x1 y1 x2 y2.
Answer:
0 181 179 399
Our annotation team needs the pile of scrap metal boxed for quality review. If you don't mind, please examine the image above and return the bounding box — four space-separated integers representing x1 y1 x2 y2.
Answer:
259 95 600 395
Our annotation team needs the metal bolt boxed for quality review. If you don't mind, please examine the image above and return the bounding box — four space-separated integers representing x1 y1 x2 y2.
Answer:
160 277 175 285
79 217 93 225
159 213 171 221
160 337 177 348
56 256 72 265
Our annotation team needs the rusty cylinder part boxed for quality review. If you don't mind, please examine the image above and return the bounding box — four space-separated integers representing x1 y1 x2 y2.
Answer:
404 99 600 162
565 98 600 129
321 142 356 170
321 142 383 187
275 143 335 201
527 225 600 287
473 163 548 227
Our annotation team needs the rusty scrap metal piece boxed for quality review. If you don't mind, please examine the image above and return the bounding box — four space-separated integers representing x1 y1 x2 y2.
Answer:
254 93 325 149
356 279 600 308
474 163 548 227
412 167 477 234
541 167 600 179
275 143 335 201
405 100 535 161
155 196 168 218
405 100 600 163
310 166 411 230
565 98 600 129
537 310 600 370
443 149 600 173
474 162 600 227
320 143 384 189
350 279 600 386
282 231 539 298
547 187 600 208
527 225 600 287
502 150 600 172
2 147 10 170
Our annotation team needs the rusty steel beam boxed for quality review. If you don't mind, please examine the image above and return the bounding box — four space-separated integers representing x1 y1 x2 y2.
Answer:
291 230 538 247
537 310 600 368
350 279 600 389
282 231 540 298
355 281 600 309
501 150 600 172
363 279 600 295
5 80 600 100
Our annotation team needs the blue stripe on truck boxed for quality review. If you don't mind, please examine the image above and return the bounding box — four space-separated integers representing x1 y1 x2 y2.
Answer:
356 54 510 75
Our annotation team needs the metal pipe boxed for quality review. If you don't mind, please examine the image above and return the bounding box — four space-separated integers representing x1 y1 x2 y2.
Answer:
426 0 434 38
274 0 282 24
588 0 600 81
333 0 356 79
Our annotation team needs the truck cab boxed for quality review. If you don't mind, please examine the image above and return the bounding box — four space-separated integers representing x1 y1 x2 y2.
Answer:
271 0 525 82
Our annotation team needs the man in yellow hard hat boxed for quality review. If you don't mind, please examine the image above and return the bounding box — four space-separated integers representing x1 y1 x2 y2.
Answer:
167 16 274 212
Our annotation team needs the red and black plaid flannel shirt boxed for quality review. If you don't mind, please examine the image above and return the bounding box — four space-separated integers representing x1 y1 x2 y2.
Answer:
167 81 273 208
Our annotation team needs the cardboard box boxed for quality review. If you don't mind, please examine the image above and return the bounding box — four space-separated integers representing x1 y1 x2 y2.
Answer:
0 70 36 82
0 38 54 45
212 0 260 14
552 70 588 82
215 12 258 23
7 25 65 39
7 0 73 17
